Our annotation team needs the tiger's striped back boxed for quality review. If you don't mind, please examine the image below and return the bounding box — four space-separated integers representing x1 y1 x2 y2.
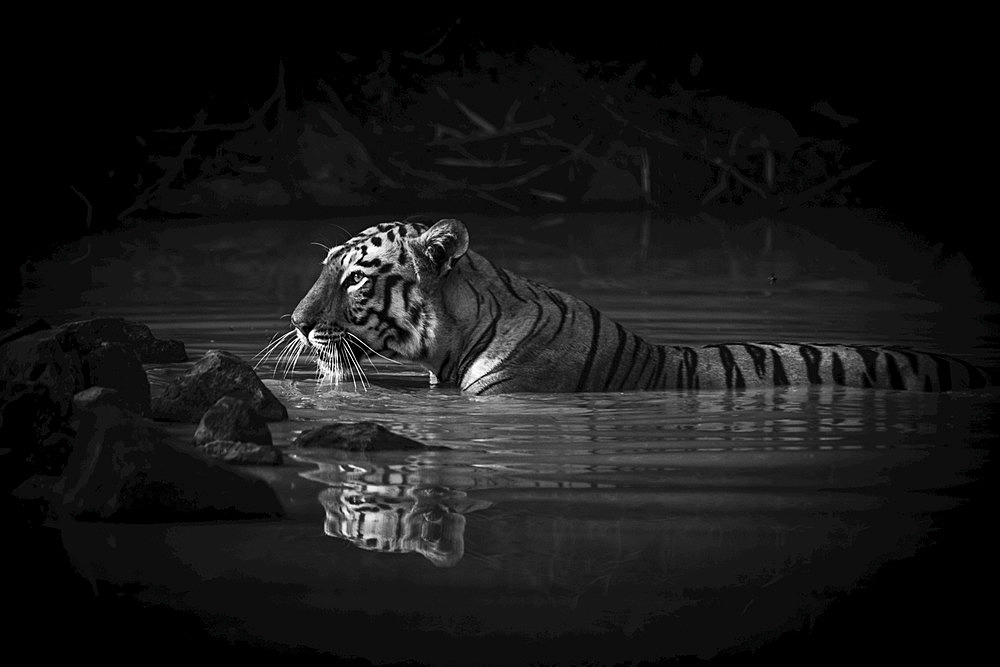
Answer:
291 217 997 395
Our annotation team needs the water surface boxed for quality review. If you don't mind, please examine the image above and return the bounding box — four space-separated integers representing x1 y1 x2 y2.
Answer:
17 211 999 663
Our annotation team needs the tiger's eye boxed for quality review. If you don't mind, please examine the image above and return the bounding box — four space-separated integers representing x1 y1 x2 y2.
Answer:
347 271 366 286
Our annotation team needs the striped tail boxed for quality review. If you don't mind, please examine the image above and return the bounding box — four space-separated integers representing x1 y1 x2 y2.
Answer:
668 343 996 392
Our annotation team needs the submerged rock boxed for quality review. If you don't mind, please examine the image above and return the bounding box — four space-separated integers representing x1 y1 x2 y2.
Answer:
0 318 51 347
193 395 273 447
58 405 285 522
291 422 444 452
152 350 287 423
121 321 188 363
54 317 187 363
72 386 132 414
197 440 284 465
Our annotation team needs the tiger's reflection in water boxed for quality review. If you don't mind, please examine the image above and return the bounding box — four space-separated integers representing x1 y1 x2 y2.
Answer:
300 458 492 567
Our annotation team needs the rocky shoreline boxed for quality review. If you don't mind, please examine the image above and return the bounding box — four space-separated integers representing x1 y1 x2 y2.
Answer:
1 316 437 528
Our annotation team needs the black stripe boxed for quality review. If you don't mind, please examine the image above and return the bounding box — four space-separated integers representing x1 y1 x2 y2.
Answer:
956 359 987 389
888 346 921 374
799 345 823 384
575 305 603 392
618 333 639 391
885 353 906 390
508 302 550 364
493 265 528 303
457 306 500 380
931 354 952 391
473 375 516 395
715 345 745 389
831 352 846 386
744 344 768 379
924 376 933 392
381 275 403 315
544 291 569 344
771 349 789 386
855 346 880 388
629 344 654 390
683 347 699 389
521 280 542 300
603 323 630 391
647 346 666 390
437 351 452 381
461 276 485 319
401 280 415 313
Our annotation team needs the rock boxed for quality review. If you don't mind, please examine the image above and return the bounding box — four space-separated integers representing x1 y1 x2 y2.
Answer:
152 350 287 423
197 440 284 465
0 331 84 417
291 422 444 452
58 405 285 522
72 387 132 414
0 318 51 347
81 342 151 415
55 317 187 363
121 321 188 363
193 395 272 447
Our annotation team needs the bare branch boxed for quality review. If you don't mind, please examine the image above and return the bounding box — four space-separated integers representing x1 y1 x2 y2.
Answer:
454 99 498 135
118 135 197 221
435 158 527 168
316 109 403 189
70 185 93 228
778 161 876 210
402 19 459 62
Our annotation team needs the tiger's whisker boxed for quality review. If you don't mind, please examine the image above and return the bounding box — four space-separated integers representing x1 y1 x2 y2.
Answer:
286 339 306 379
344 331 401 366
276 340 296 379
342 342 370 390
263 331 297 364
253 329 297 369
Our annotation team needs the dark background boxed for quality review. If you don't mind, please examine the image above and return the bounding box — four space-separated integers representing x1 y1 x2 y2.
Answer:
40 17 989 250
9 16 998 664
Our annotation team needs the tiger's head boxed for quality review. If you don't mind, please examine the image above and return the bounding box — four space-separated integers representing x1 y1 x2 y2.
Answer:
291 217 469 383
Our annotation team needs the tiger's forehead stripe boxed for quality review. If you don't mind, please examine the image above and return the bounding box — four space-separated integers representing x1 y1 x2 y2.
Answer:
323 245 345 265
321 221 427 266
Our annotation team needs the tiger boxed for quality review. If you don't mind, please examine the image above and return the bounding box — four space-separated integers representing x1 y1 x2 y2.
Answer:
288 216 997 395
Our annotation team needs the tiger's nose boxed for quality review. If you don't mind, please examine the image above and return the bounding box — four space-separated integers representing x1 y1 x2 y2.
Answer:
290 312 313 338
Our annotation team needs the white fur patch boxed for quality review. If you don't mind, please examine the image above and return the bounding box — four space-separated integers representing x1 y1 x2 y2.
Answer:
462 355 503 390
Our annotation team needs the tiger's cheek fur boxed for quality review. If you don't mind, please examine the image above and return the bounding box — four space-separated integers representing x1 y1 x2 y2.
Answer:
345 273 438 360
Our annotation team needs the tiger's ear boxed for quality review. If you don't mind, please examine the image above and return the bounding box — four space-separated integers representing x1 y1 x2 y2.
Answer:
414 219 469 277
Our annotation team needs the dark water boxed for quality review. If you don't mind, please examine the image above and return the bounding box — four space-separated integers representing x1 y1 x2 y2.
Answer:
16 211 1000 663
